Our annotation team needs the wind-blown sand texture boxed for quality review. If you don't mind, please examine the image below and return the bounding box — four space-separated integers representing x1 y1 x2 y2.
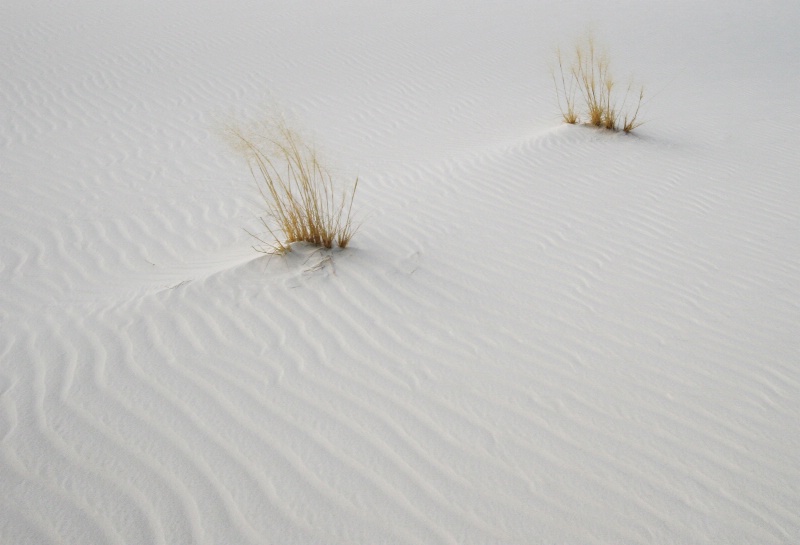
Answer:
2 1 799 543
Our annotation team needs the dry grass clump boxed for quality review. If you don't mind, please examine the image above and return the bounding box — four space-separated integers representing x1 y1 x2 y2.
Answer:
228 122 358 254
552 35 644 133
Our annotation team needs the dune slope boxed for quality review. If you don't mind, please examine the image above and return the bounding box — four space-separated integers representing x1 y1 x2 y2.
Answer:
2 1 799 543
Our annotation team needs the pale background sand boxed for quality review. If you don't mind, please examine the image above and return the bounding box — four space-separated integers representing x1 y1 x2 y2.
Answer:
2 0 799 543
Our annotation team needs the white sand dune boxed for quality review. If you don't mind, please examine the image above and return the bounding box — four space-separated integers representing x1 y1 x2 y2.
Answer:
2 0 799 543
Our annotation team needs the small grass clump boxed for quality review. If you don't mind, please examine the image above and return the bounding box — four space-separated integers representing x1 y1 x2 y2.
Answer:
552 34 644 133
228 121 358 254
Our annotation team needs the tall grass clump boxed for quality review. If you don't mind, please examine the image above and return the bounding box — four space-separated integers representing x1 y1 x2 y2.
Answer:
228 122 358 254
552 34 644 133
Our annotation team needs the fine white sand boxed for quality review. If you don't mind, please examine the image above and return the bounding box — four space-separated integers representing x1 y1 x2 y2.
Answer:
2 1 799 543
